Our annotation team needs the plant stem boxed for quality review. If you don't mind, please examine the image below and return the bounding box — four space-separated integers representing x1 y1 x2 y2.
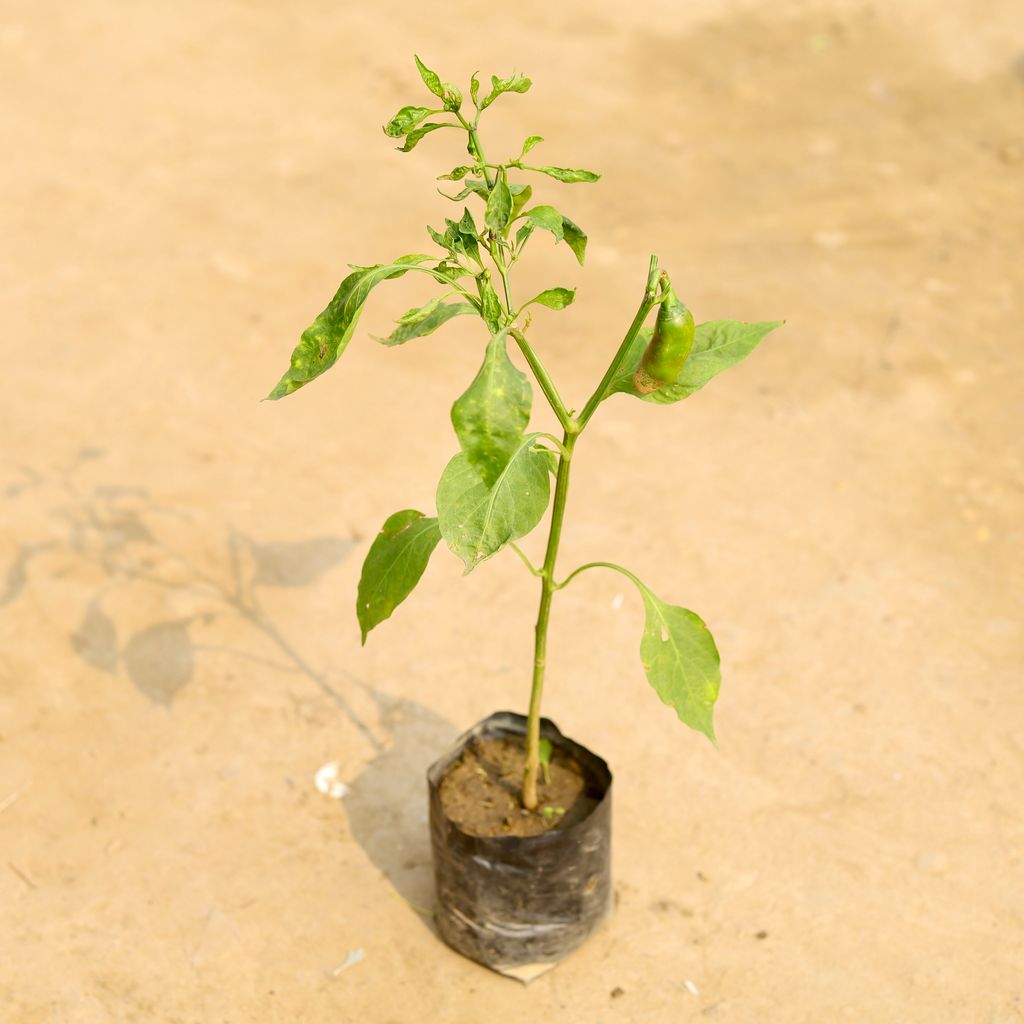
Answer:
522 428 576 811
509 329 575 434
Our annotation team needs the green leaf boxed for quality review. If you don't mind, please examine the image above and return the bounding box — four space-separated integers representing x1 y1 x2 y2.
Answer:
451 330 532 486
442 83 462 112
523 205 564 242
383 106 433 139
414 55 445 99
477 277 503 334
520 135 543 158
526 287 575 311
480 71 532 110
515 223 535 251
635 578 720 741
528 165 601 183
397 122 451 152
456 208 482 266
561 215 587 266
604 320 784 403
470 73 481 107
266 255 432 399
438 165 474 181
598 565 720 741
510 184 533 219
356 510 441 643
374 301 476 347
485 170 513 232
436 435 552 572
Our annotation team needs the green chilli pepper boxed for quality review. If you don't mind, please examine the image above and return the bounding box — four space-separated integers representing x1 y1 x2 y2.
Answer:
632 284 695 395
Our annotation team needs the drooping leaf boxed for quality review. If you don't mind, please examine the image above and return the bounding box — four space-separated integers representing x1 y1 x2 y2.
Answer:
477 277 504 333
374 301 476 347
356 510 442 643
451 330 532 486
485 170 513 232
520 135 544 158
526 287 575 311
523 205 564 242
123 620 194 705
561 215 587 266
635 578 720 741
436 435 551 572
480 71 532 110
397 122 452 152
527 165 601 184
266 255 433 399
414 55 445 99
383 105 433 139
601 565 720 741
604 320 784 404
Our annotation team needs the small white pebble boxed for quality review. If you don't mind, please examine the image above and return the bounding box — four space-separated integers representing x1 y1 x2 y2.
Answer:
684 979 699 996
331 948 365 976
315 761 350 799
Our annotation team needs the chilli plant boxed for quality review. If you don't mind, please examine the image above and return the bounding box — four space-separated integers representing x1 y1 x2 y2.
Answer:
267 58 781 811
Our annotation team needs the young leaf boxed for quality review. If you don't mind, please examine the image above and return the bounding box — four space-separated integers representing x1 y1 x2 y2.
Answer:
480 71 532 110
527 165 601 183
477 277 503 333
520 135 544 158
356 510 442 643
438 166 474 181
374 301 476 347
561 215 587 266
526 287 575 311
266 255 432 399
523 205 564 242
451 330 532 486
414 55 445 99
456 208 482 266
383 106 434 139
436 435 551 572
515 223 535 251
470 73 481 107
604 320 784 404
443 83 462 112
485 170 513 232
398 122 451 152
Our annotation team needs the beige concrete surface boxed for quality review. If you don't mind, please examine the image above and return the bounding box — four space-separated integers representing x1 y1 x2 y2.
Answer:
2 1 1022 1020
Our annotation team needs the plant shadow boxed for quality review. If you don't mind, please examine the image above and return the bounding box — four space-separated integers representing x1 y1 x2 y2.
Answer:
342 691 458 924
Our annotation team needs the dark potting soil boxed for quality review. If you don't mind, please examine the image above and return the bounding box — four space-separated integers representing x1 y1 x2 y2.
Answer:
438 735 598 838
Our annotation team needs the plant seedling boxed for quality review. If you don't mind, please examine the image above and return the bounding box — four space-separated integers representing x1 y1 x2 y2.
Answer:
267 56 782 812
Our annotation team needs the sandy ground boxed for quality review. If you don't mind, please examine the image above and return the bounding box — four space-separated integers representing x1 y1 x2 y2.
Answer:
2 1 1023 1020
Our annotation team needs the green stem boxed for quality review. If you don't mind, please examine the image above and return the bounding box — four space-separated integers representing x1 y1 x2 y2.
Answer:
554 560 636 591
509 329 576 435
576 255 662 431
509 542 542 577
522 429 576 811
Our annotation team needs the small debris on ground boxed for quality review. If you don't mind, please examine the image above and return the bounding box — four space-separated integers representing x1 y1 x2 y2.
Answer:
331 948 365 976
315 761 350 799
610 986 625 999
